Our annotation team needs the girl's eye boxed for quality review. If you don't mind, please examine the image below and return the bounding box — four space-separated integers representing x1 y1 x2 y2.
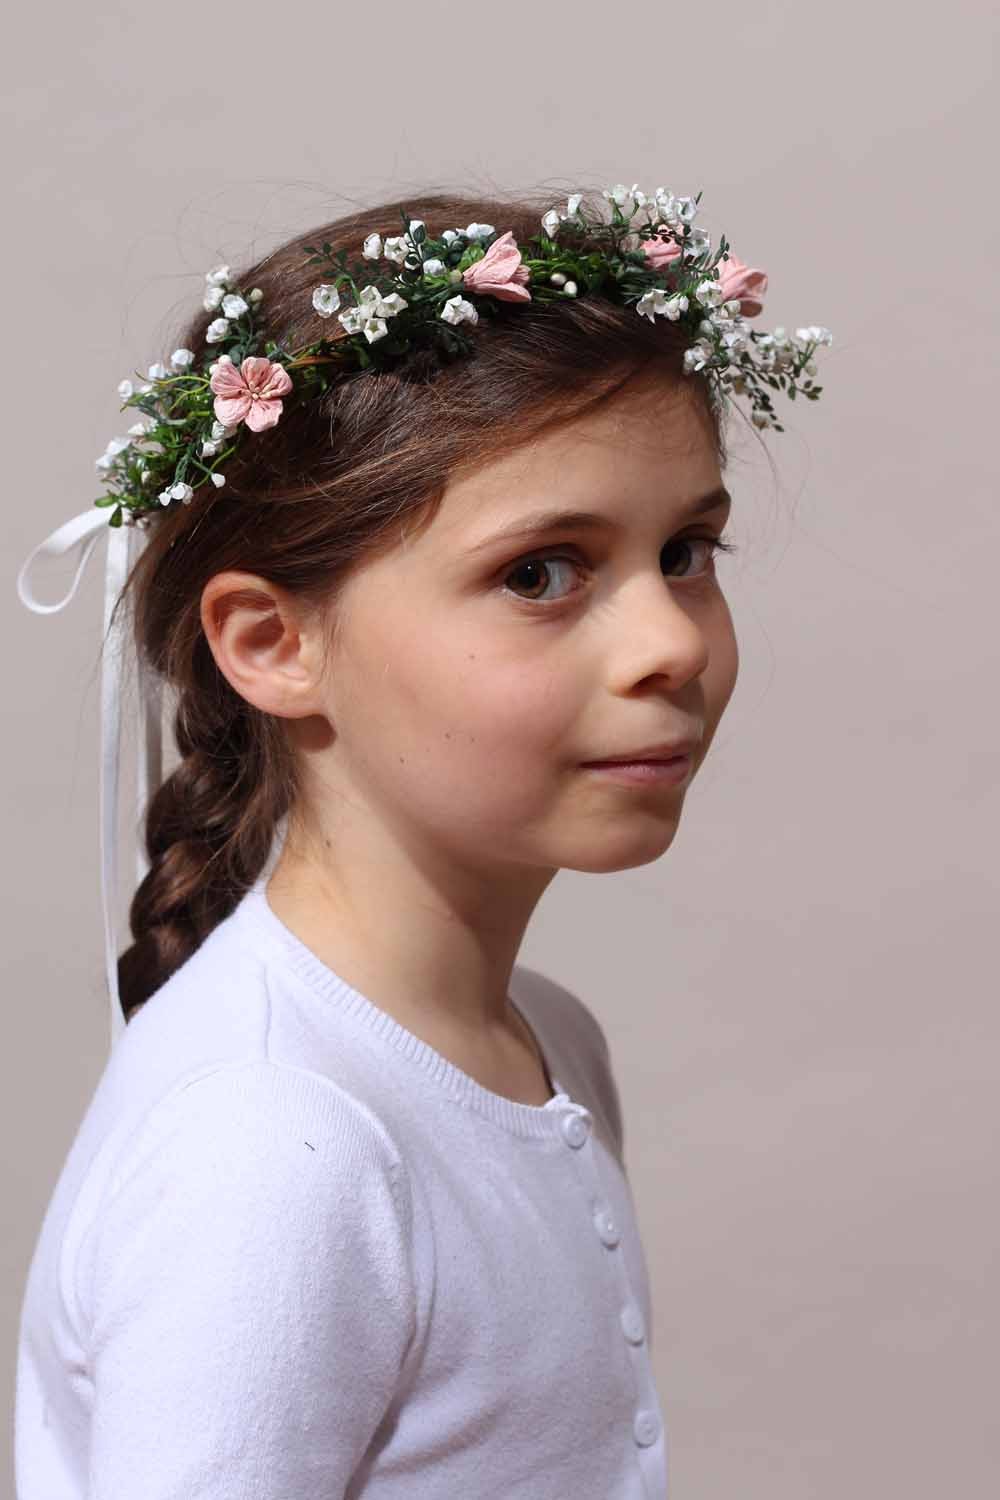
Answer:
500 534 738 608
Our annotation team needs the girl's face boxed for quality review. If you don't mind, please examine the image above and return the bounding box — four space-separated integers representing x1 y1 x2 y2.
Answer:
307 376 739 883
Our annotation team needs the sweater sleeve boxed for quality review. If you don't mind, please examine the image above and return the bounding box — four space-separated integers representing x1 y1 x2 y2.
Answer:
76 1059 416 1499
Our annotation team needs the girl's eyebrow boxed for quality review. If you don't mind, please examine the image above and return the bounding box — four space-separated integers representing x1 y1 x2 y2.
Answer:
467 485 732 555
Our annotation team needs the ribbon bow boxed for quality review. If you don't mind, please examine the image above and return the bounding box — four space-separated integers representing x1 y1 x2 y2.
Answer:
16 510 162 1051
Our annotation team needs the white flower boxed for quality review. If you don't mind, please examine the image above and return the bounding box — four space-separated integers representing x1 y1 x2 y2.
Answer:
210 473 226 488
208 354 234 374
682 227 711 260
566 192 584 218
95 434 132 472
362 232 383 260
549 271 566 287
128 418 155 436
635 289 689 322
169 481 194 504
205 264 231 288
440 294 479 327
205 318 231 343
357 285 407 318
542 208 561 237
603 183 636 209
170 348 195 371
673 196 698 224
440 229 463 245
249 288 264 304
203 285 225 312
117 379 134 401
221 293 249 319
158 489 173 506
421 257 445 276
751 409 773 428
723 299 742 316
405 219 425 243
338 306 365 335
362 317 389 344
382 235 409 265
464 222 494 241
201 440 220 457
211 418 235 440
683 341 714 373
147 362 169 381
796 325 833 347
139 381 153 393
562 280 578 297
694 278 724 308
312 283 342 318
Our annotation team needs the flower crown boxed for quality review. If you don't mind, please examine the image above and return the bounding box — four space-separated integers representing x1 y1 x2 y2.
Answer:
94 183 833 529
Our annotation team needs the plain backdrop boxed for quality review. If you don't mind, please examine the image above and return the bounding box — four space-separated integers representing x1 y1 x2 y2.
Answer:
3 2 997 1495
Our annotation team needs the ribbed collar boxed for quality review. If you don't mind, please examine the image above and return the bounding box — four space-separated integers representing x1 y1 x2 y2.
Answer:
231 884 587 1141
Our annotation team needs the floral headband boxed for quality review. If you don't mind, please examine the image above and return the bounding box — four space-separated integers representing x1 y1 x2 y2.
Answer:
95 183 832 529
16 181 832 1048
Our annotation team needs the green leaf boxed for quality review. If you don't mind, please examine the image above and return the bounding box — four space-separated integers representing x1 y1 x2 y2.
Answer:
109 507 123 528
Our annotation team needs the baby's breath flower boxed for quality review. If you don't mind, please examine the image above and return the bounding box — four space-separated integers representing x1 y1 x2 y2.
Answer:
440 295 478 327
382 236 409 265
312 284 341 318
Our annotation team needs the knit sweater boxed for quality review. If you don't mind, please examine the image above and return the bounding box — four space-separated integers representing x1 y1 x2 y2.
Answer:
15 882 668 1499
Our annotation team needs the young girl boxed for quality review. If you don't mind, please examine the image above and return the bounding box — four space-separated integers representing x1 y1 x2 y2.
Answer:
14 185 831 1498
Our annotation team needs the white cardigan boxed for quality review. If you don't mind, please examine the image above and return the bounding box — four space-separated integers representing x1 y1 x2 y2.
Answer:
15 884 667 1498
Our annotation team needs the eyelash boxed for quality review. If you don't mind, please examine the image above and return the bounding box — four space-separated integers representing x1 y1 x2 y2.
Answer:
499 533 739 609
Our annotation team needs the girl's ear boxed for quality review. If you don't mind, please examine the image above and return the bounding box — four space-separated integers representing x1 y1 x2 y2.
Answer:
199 570 327 720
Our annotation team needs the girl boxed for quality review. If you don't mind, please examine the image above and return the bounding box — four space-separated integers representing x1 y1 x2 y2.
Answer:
14 185 830 1498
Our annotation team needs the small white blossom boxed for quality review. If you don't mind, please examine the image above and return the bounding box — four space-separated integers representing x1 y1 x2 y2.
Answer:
603 183 642 211
694 278 724 308
405 219 425 243
169 481 194 504
221 293 249 319
312 284 341 318
795 325 833 347
117 379 134 401
211 418 235 440
723 299 742 316
147 362 169 381
338 306 365 335
362 317 389 344
673 196 698 224
421 257 445 276
208 354 234 374
170 347 195 371
635 289 689 322
205 264 231 288
549 271 566 287
139 381 153 394
464 222 494 241
683 341 714 373
201 440 220 457
382 235 409 265
158 489 173 506
210 473 226 488
440 229 463 245
542 209 561 236
203 284 226 312
249 288 264 304
562 280 578 297
440 294 479 327
362 233 383 260
751 409 774 428
566 192 584 218
205 318 231 343
128 418 155 437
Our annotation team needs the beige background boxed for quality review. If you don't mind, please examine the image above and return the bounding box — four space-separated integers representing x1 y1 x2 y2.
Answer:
4 1 997 1494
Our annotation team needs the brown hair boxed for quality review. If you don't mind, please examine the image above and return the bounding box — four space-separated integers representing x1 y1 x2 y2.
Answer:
113 188 731 1022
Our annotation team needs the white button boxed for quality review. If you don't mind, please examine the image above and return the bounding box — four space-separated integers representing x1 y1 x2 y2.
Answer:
594 1205 621 1247
620 1302 645 1344
560 1111 591 1148
633 1409 660 1447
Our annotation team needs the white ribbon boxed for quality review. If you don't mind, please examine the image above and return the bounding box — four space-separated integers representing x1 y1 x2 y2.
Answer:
16 509 162 1053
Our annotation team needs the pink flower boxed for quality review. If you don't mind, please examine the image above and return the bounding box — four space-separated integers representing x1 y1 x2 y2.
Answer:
461 230 532 303
209 355 294 433
641 236 769 318
641 234 684 273
716 252 768 318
